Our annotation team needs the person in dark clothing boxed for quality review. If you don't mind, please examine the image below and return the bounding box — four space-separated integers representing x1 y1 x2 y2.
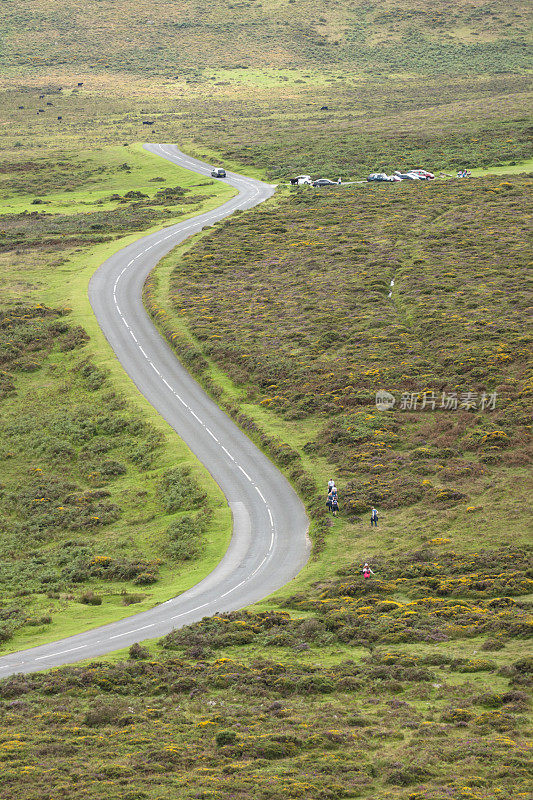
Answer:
331 496 339 516
370 507 378 527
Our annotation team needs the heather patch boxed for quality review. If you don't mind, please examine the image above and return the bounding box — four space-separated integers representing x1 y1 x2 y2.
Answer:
0 636 529 800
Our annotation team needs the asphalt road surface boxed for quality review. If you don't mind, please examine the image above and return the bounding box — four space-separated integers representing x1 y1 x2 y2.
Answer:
0 145 310 678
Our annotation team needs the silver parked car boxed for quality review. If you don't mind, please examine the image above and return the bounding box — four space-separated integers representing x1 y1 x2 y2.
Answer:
367 173 390 182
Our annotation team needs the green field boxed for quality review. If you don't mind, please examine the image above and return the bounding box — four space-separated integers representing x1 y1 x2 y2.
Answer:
0 0 531 798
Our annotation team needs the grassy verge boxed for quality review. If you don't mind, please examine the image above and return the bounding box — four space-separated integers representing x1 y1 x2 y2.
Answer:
472 156 533 176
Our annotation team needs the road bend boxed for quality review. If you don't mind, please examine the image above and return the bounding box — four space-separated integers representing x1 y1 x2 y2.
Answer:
0 144 310 678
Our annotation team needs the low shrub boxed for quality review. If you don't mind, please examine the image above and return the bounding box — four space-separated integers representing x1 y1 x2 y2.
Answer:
79 591 102 606
133 571 158 586
121 592 145 606
84 698 123 727
129 642 150 660
216 730 237 746
158 467 206 513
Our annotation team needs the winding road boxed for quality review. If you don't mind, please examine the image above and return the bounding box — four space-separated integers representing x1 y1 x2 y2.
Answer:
0 145 310 678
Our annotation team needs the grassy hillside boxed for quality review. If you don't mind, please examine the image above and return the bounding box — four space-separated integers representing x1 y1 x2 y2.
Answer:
184 75 532 179
153 172 532 556
0 1 531 798
2 70 529 188
2 0 530 73
1 0 530 179
138 168 532 799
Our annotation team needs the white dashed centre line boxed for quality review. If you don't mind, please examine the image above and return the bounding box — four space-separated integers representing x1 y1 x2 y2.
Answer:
109 623 155 640
36 645 87 661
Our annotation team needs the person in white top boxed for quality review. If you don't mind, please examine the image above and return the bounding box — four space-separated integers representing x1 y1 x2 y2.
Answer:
370 507 378 527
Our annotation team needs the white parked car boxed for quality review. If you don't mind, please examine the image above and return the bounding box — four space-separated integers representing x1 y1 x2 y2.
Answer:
394 171 422 180
291 174 312 185
368 173 392 182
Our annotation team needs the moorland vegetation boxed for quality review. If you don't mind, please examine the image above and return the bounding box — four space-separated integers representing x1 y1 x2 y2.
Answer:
0 546 530 799
2 0 530 74
154 172 532 551
0 0 531 798
142 95 532 800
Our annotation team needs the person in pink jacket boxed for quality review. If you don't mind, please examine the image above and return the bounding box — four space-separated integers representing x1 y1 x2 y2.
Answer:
363 563 375 579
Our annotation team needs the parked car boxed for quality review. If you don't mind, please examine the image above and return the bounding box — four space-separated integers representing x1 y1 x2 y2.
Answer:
313 178 337 186
410 169 434 179
394 171 422 180
290 174 312 185
211 167 226 178
367 173 400 182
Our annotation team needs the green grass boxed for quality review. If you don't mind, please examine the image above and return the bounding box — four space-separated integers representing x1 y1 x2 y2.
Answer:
0 142 233 215
472 155 533 175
